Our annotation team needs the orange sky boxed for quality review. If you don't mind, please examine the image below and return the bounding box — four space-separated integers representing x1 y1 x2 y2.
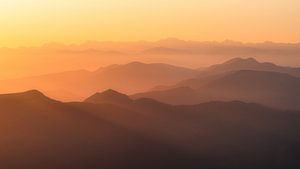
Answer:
0 0 300 47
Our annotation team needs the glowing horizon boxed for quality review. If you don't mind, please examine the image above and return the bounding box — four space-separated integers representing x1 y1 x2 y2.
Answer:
1 0 300 47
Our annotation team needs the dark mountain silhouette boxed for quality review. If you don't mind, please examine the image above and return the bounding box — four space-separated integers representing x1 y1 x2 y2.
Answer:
85 89 133 105
0 90 199 169
0 89 59 106
0 62 198 101
133 70 300 110
0 90 299 169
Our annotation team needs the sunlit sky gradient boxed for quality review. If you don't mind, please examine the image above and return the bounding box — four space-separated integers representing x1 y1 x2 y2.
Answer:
1 0 300 47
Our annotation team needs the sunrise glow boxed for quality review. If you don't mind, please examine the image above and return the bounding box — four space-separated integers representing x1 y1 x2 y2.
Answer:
0 0 300 47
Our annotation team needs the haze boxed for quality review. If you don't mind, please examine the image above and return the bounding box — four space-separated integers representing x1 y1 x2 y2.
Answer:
1 0 300 47
1 1 300 168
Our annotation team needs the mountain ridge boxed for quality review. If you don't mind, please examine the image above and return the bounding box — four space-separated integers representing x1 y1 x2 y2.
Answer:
0 89 299 169
133 69 300 110
207 57 300 77
0 62 199 101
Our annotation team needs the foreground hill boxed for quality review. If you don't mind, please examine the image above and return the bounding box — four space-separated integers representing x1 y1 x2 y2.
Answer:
1 90 299 169
0 90 196 169
133 70 300 110
0 62 198 101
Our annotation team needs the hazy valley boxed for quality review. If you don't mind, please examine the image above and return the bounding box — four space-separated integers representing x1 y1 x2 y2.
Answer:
0 56 300 168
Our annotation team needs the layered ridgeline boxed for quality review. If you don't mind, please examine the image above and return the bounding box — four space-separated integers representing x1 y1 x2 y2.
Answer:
2 39 300 81
0 62 198 101
2 57 300 110
0 89 299 169
205 57 300 76
133 58 300 110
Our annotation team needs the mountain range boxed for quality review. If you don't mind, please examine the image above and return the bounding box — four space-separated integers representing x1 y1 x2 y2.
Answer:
0 62 198 101
2 38 300 80
2 57 300 111
133 58 300 110
0 89 299 169
206 57 300 76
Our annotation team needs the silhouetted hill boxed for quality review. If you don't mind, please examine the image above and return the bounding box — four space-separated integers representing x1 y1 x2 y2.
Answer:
1 90 299 169
133 70 300 110
84 89 172 113
85 89 133 105
0 89 54 102
0 90 198 169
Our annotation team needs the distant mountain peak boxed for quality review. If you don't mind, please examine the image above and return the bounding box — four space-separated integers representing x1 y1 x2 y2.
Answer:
126 61 146 66
23 89 45 96
206 57 300 78
9 90 47 99
207 57 283 73
0 90 57 103
85 89 132 105
101 89 128 96
224 57 259 65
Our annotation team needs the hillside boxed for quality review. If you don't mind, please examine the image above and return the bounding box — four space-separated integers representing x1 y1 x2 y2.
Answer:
133 70 300 110
0 90 299 169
